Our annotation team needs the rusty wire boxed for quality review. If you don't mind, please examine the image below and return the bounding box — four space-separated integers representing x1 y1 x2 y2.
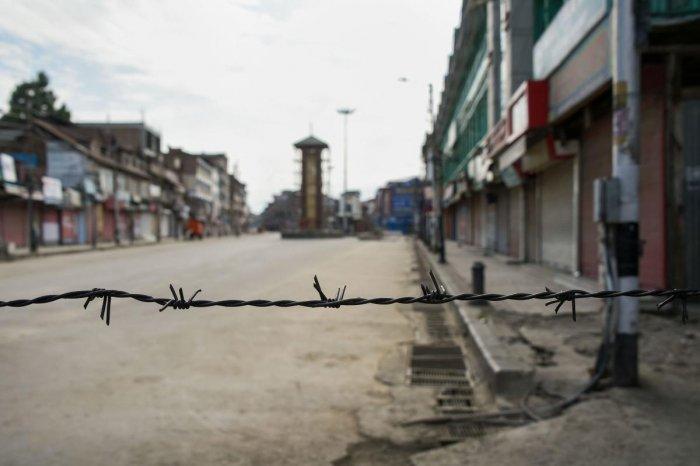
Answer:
0 272 696 326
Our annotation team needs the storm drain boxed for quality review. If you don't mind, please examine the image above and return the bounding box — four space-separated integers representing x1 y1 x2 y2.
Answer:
437 386 474 414
409 344 470 386
424 312 451 340
412 303 451 341
443 422 485 442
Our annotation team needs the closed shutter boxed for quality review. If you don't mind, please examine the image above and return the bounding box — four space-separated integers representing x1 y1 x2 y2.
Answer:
496 187 510 254
0 201 28 248
473 194 483 247
508 186 522 258
580 113 612 279
541 159 575 271
683 100 700 288
457 201 469 242
524 179 540 262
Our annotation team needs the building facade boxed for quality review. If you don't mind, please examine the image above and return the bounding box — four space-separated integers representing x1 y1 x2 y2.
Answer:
427 0 700 289
0 118 248 253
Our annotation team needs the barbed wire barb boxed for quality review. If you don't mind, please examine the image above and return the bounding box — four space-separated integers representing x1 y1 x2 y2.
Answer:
545 288 577 322
313 275 345 308
83 288 111 326
420 269 448 303
657 290 689 324
158 285 202 312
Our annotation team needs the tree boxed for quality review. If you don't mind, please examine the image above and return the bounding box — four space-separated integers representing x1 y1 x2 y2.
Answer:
2 71 71 123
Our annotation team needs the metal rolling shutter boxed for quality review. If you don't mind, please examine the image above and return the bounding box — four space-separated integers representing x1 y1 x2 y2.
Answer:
508 186 522 258
683 100 700 288
457 201 469 242
496 187 510 254
541 158 575 271
524 179 540 262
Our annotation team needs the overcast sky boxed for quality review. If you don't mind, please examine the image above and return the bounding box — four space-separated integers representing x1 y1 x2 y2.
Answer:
0 0 461 212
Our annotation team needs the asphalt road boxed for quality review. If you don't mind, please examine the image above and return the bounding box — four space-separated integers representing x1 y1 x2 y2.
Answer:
0 234 417 465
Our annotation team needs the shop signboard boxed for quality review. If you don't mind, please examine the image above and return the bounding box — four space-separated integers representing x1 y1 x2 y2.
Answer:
533 0 608 79
0 153 17 184
548 17 611 121
42 176 63 205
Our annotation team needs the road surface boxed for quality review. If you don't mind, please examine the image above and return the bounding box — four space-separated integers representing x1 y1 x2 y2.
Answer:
0 234 417 465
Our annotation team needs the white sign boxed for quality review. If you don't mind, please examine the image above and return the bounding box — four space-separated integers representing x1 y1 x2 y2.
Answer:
533 0 608 79
149 184 161 198
42 176 63 205
42 221 60 243
0 153 17 183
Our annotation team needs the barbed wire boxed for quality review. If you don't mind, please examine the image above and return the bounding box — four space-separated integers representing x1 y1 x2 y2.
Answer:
0 271 696 326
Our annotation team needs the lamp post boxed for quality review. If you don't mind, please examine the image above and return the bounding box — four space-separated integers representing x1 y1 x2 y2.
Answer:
337 108 354 234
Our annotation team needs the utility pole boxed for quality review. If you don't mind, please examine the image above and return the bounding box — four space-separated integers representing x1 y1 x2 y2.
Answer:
611 0 640 386
26 170 37 254
427 84 446 264
337 108 354 234
24 100 38 254
107 122 121 246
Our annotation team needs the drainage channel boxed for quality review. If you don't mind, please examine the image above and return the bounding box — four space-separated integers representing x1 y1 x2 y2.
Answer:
408 303 487 443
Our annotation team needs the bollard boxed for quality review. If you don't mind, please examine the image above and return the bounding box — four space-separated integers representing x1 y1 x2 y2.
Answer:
470 261 487 306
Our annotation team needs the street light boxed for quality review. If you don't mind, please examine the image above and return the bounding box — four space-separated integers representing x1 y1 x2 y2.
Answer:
337 107 355 234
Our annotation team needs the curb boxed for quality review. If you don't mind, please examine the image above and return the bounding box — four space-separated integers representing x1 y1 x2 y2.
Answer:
415 240 534 399
4 238 182 262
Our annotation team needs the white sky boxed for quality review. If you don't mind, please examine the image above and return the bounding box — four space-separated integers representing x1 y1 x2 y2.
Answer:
0 0 461 212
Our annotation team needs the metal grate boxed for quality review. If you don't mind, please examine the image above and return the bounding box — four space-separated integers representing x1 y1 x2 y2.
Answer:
424 312 452 340
412 303 452 341
437 386 474 413
409 344 470 386
444 422 485 441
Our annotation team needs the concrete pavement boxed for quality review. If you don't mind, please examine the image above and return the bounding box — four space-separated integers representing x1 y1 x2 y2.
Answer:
0 233 418 465
412 239 700 466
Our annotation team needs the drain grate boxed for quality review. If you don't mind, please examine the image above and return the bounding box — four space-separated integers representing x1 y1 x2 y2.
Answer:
424 312 451 340
412 303 452 341
444 422 485 441
437 386 474 413
409 344 470 386
412 345 463 357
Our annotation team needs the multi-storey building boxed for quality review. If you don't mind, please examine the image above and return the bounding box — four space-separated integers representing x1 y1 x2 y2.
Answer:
427 0 700 290
0 118 186 249
0 117 246 252
168 148 218 234
229 173 247 235
373 178 423 234
72 121 184 242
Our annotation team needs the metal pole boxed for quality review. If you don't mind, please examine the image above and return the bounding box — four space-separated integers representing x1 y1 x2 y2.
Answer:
90 196 97 248
112 170 120 246
342 113 348 234
435 148 446 264
337 108 354 234
611 0 640 386
27 177 37 254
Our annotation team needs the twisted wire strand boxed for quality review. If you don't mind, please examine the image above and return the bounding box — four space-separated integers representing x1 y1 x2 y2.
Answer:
1 287 698 309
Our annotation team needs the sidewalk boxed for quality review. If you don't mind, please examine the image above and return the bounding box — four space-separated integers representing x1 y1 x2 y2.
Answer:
6 237 176 260
413 239 700 465
439 240 602 316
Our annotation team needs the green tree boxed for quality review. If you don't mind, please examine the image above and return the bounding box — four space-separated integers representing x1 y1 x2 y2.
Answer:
2 71 71 123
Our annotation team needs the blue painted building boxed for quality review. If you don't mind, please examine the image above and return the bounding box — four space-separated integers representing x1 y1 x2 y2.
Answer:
376 177 423 234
